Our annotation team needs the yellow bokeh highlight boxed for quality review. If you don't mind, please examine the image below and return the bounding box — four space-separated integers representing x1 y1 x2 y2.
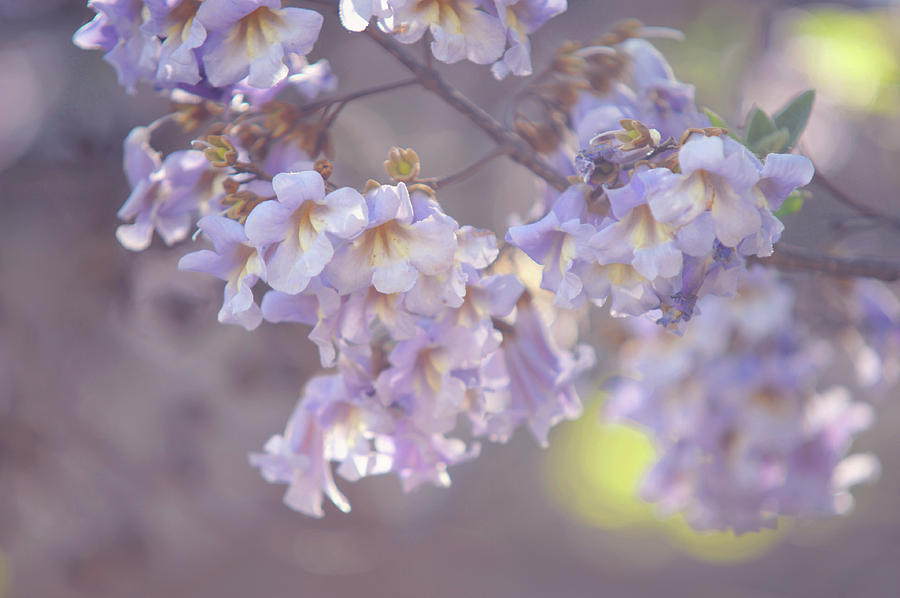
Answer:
543 397 786 564
543 400 656 529
662 515 785 564
791 8 900 111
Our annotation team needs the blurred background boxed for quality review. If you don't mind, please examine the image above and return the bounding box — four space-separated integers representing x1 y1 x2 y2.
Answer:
2 0 900 596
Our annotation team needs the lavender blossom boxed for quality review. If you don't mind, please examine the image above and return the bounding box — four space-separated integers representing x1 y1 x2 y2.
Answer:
609 267 878 532
250 373 391 517
178 215 266 330
488 0 567 79
326 182 458 295
144 0 206 85
383 0 506 66
245 171 368 295
116 127 222 251
73 0 160 92
492 296 595 445
197 0 324 89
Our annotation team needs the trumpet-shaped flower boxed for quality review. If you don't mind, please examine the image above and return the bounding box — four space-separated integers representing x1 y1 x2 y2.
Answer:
385 0 506 65
144 0 206 85
73 0 160 92
492 296 595 444
488 0 567 79
245 171 368 294
326 182 458 295
117 127 221 251
178 215 266 330
197 0 324 88
250 373 391 517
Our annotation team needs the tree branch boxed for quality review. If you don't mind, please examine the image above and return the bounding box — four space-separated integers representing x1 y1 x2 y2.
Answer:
760 243 900 281
418 145 515 189
365 26 570 192
813 170 900 229
301 78 419 113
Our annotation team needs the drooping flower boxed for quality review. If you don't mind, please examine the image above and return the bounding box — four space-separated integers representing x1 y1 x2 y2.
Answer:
144 0 206 85
73 0 160 92
492 295 595 445
116 127 222 251
506 184 599 309
488 0 567 79
250 372 392 517
260 279 345 367
325 182 458 295
197 0 324 89
178 215 266 330
244 171 368 294
383 0 506 66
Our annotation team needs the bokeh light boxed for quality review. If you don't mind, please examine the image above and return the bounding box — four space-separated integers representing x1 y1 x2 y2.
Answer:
788 8 900 113
544 397 786 563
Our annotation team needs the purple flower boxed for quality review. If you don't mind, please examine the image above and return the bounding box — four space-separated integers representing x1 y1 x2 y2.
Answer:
250 373 391 517
375 424 481 492
492 296 595 445
197 0 324 89
144 0 206 85
178 215 266 330
404 225 499 316
73 0 160 92
116 127 221 251
385 0 506 66
661 134 766 248
488 0 567 79
245 171 368 294
326 182 458 295
287 58 338 100
260 279 345 367
506 185 598 308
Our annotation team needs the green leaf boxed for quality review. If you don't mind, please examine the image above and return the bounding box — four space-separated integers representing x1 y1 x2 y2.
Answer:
773 190 807 218
773 90 815 151
701 108 741 141
744 107 776 147
750 128 790 156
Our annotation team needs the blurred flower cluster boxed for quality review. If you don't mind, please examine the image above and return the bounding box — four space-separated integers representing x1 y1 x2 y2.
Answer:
73 0 897 530
608 266 880 532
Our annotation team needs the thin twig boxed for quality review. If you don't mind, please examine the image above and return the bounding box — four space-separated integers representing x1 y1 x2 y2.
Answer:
759 243 900 281
419 145 515 189
365 26 570 192
301 78 419 113
813 170 900 229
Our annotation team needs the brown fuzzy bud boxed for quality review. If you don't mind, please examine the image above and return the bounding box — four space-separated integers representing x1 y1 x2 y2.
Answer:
313 158 333 180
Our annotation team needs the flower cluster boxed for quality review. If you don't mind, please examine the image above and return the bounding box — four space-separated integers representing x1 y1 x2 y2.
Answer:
75 1 887 530
821 278 900 392
111 32 344 252
341 0 566 76
507 31 814 329
74 0 326 92
175 165 595 515
607 266 878 532
74 0 568 94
